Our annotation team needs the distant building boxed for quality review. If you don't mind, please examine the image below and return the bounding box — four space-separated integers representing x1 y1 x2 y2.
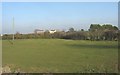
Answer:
49 30 56 34
34 29 44 34
34 29 57 34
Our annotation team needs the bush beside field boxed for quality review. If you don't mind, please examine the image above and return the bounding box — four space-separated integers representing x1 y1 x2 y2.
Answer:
2 24 120 41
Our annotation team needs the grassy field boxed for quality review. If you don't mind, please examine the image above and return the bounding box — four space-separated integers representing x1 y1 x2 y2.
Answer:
2 39 118 73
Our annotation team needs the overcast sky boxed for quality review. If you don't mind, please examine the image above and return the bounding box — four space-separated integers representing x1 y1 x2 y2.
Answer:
2 2 118 34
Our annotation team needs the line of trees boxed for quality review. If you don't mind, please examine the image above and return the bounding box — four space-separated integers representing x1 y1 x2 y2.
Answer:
2 24 119 41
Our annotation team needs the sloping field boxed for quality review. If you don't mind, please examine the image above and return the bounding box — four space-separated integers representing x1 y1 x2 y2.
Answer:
2 39 118 73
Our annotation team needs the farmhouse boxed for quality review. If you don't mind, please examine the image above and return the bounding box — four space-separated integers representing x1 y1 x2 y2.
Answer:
49 30 56 34
34 29 44 34
34 29 57 34
1 34 2 36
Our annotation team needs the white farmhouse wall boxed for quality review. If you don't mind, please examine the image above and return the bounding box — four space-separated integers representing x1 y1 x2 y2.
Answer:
49 30 56 34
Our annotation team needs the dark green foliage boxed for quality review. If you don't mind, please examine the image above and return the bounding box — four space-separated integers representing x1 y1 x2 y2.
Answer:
2 24 119 41
69 28 75 32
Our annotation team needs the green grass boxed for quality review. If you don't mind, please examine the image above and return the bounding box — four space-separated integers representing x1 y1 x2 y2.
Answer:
2 39 118 73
